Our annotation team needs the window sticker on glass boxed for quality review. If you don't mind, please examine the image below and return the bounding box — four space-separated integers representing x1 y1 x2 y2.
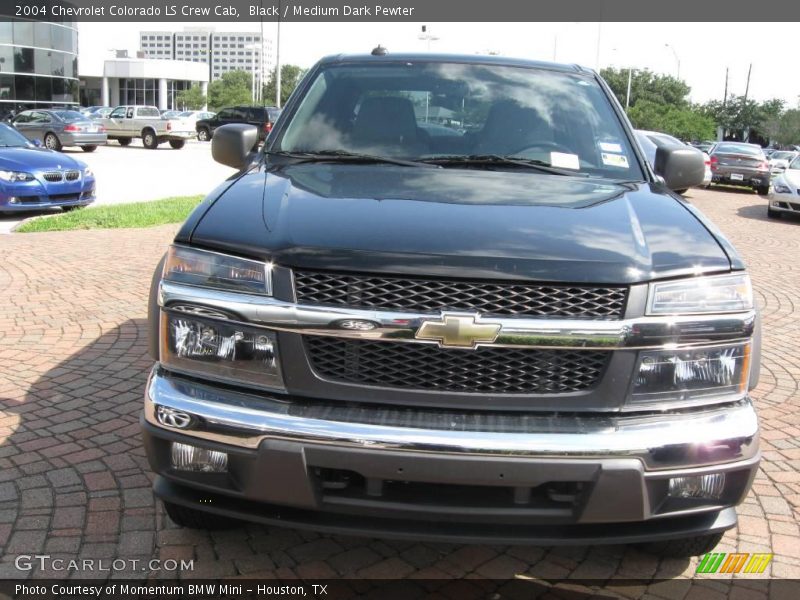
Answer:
550 152 580 170
601 153 629 168
599 141 622 153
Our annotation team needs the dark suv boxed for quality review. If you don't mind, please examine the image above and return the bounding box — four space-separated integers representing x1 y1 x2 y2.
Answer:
195 106 282 142
143 52 761 558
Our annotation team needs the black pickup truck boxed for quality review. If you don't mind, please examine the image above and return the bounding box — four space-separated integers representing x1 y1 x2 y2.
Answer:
142 52 761 557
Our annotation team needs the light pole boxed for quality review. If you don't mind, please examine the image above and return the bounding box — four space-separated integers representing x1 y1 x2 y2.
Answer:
418 25 439 51
665 43 680 79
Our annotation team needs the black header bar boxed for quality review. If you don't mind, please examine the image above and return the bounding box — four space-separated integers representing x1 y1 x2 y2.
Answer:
3 0 800 22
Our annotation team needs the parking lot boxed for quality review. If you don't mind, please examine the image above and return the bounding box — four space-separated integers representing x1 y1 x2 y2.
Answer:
0 140 236 234
0 181 797 592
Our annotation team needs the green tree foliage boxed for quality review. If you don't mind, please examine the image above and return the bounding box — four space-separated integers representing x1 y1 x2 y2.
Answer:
627 100 716 141
262 65 305 106
600 67 691 109
769 109 800 146
207 70 253 111
175 84 206 110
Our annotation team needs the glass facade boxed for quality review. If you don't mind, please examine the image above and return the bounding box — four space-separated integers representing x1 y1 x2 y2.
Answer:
0 19 79 118
117 78 193 109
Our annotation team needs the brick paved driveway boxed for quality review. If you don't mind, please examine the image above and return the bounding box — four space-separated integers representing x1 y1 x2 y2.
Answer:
0 188 798 594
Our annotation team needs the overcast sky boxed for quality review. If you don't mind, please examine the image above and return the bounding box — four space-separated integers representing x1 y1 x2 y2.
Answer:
78 21 800 106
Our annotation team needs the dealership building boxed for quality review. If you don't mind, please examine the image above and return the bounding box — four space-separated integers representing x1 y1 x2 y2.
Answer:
78 53 209 110
0 18 80 117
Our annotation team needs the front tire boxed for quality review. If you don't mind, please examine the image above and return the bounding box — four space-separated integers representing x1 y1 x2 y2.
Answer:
637 532 724 558
197 128 210 142
756 185 770 196
163 501 238 530
44 132 62 151
142 130 159 149
81 145 97 153
118 138 132 146
169 139 186 149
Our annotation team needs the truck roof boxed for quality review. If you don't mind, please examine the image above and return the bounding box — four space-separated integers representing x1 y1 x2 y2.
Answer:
317 52 591 74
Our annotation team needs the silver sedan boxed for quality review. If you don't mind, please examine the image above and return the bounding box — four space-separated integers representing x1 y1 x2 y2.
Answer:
11 109 108 152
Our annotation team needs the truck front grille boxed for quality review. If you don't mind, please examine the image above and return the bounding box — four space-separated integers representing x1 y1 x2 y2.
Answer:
293 270 627 318
305 337 608 394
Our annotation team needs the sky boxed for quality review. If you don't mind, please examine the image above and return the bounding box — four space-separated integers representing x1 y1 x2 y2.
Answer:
78 21 800 106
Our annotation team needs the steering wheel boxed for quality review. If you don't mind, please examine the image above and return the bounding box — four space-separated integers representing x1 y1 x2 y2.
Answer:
508 141 574 157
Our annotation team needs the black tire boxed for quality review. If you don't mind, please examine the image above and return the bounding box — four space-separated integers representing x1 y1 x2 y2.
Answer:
756 185 770 196
767 206 782 219
674 189 688 195
163 501 238 530
142 129 159 149
637 532 724 558
44 132 62 151
118 137 132 146
81 145 97 152
197 127 210 142
169 139 186 149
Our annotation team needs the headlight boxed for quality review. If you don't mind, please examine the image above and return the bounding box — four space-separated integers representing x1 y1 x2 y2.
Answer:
773 183 791 194
162 245 271 295
647 274 752 315
0 170 34 183
83 166 93 177
629 343 750 407
161 312 284 391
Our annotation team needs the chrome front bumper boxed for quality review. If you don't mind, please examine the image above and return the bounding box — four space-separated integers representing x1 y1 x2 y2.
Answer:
144 369 759 471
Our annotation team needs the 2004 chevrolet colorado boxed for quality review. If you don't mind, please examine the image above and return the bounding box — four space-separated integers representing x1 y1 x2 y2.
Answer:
141 52 761 557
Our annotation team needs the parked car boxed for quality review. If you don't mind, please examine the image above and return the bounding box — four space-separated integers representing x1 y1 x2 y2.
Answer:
143 51 759 559
86 107 113 120
767 154 800 219
160 110 184 120
80 105 108 116
689 140 715 154
635 130 709 192
708 142 770 194
767 150 798 174
97 105 195 149
195 106 282 142
11 109 108 152
0 122 96 212
176 110 215 130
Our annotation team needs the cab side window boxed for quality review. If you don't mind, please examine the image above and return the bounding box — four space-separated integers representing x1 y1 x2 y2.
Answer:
110 107 126 118
126 107 134 119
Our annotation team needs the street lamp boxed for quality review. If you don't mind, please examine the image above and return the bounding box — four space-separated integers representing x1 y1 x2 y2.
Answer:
244 44 260 103
665 43 680 79
610 48 634 110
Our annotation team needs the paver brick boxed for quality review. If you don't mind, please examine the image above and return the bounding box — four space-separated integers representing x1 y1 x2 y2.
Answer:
0 191 798 594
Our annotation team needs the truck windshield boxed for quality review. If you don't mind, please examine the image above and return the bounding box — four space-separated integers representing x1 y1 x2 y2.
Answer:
276 60 644 180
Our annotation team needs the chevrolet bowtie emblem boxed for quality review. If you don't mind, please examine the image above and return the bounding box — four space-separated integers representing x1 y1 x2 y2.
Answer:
415 314 501 348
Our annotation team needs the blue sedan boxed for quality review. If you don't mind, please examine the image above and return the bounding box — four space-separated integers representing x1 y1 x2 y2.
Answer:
0 123 96 213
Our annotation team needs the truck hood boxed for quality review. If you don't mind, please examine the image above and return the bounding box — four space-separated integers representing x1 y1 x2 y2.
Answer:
189 163 733 284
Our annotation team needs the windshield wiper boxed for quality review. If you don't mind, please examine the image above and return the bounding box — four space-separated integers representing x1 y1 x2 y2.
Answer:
268 150 439 169
421 154 589 177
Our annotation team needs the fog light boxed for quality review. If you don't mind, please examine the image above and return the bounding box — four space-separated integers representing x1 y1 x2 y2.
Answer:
668 473 725 500
8 197 18 204
171 442 228 473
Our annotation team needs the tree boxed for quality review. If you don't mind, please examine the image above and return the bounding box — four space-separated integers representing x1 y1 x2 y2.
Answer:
175 84 206 110
771 109 800 146
599 67 691 109
628 100 716 141
207 70 253 111
262 65 305 106
700 96 785 141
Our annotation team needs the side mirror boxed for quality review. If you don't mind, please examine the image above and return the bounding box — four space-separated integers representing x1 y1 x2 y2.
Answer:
653 141 705 191
211 123 259 170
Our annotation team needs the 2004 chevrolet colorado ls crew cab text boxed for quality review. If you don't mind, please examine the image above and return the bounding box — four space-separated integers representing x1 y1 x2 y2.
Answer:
141 51 761 557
